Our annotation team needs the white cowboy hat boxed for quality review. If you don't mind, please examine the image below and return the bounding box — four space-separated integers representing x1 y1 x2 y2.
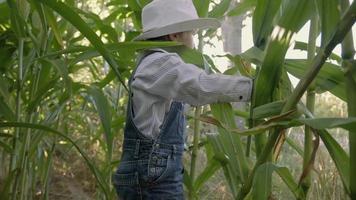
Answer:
133 0 221 41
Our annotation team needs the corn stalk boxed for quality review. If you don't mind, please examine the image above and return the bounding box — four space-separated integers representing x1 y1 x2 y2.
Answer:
340 0 356 198
189 31 204 200
300 11 318 195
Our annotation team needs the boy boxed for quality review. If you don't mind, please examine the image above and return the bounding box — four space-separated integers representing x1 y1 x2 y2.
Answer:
113 0 253 199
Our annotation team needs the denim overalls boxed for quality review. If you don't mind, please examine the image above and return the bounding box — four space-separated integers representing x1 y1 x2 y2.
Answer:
113 50 185 200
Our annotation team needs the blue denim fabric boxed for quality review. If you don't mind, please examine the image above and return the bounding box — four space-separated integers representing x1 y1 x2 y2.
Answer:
113 51 185 200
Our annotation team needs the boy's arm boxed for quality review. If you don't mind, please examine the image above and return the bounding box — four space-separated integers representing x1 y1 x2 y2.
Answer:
132 53 253 106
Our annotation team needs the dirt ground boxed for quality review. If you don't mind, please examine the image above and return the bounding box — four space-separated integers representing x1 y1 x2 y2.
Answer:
47 157 96 200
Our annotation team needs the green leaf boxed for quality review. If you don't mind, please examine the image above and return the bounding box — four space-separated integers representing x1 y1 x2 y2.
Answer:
194 159 221 191
251 163 305 200
86 86 113 160
246 117 356 136
183 168 193 191
127 0 141 11
285 137 303 157
251 0 315 156
40 58 72 94
252 100 285 119
220 54 252 77
227 0 256 17
193 0 210 17
44 7 63 46
7 0 26 38
209 103 250 195
293 41 342 63
253 0 313 107
207 133 241 197
318 129 350 194
61 41 178 65
277 0 314 33
202 115 356 137
0 1 10 23
315 0 341 46
299 118 356 132
0 96 15 121
27 79 57 112
252 0 282 47
163 46 206 69
38 0 128 91
240 46 264 64
285 59 346 101
74 8 119 42
209 0 231 18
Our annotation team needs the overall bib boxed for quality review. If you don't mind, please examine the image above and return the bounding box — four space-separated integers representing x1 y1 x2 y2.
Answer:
113 50 185 200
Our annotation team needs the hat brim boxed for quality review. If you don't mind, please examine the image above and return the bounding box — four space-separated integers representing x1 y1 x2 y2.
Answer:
133 18 221 41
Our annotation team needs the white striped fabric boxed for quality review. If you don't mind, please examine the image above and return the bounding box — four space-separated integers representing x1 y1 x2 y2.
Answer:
131 49 253 139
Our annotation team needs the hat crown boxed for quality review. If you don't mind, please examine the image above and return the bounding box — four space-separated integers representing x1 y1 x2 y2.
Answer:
142 0 199 32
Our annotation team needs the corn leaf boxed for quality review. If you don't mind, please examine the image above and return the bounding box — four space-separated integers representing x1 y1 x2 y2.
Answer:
227 0 256 17
86 85 113 160
0 1 10 23
240 46 264 64
27 79 58 112
252 100 285 120
201 115 356 137
277 0 313 33
293 41 342 63
62 41 178 65
0 96 15 121
183 169 194 192
7 0 26 38
194 159 221 191
252 0 282 47
207 133 241 197
285 137 303 157
285 59 346 101
209 0 231 18
251 163 305 200
315 0 341 46
193 0 210 17
43 7 63 46
253 0 313 107
318 129 350 194
249 0 319 160
163 46 206 69
38 0 128 90
299 118 356 132
210 103 250 174
40 58 72 94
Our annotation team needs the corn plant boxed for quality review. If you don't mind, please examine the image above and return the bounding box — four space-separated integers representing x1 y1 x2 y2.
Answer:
197 0 356 199
183 0 356 199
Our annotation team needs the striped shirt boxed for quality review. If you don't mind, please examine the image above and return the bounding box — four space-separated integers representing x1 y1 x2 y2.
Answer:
131 49 253 139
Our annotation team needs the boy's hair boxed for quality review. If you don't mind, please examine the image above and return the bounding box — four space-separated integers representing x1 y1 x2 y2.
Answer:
146 35 171 41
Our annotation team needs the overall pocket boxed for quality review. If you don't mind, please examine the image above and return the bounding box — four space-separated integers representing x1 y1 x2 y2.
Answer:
147 150 170 184
113 161 139 186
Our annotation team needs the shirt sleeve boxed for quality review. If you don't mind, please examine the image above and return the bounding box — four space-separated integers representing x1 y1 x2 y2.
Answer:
131 52 253 106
